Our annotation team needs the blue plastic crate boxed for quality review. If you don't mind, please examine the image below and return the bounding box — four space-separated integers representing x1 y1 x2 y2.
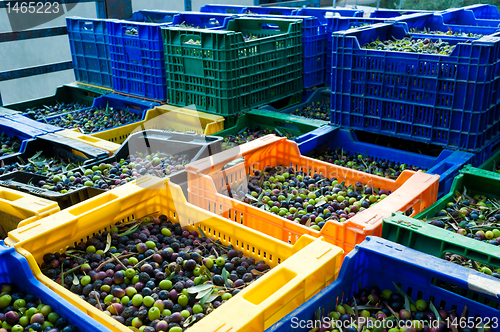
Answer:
0 241 112 332
268 236 500 332
0 117 44 158
171 12 240 29
326 17 388 86
461 4 500 20
66 17 113 89
330 22 500 152
295 7 364 19
399 12 500 36
40 93 158 134
108 20 171 101
241 13 326 88
200 4 252 14
7 114 63 134
130 10 179 23
109 12 236 101
438 7 500 28
370 9 434 19
295 125 474 198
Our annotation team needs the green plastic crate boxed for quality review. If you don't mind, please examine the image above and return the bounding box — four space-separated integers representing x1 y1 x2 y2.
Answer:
215 109 328 137
162 17 303 116
382 165 500 269
3 83 110 113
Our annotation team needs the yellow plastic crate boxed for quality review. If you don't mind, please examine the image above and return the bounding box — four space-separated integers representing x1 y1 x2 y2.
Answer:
0 187 60 238
56 129 120 156
90 105 225 144
5 176 342 332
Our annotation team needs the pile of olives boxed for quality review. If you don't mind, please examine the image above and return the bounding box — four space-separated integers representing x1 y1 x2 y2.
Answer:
40 215 269 332
362 37 457 55
223 165 388 230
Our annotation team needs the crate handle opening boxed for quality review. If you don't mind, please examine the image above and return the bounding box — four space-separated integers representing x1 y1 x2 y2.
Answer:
124 26 139 36
261 23 280 31
83 21 94 31
182 34 201 46
208 18 221 26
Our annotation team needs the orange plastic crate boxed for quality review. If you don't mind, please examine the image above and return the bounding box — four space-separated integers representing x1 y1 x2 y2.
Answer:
5 176 342 332
186 135 440 254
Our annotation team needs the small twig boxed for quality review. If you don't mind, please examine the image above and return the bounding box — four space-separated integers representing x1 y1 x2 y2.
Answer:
96 253 135 271
94 291 103 311
110 253 128 271
133 252 157 269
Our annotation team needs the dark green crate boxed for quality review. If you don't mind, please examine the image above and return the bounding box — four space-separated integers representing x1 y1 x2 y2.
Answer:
162 17 304 116
414 165 500 220
382 165 500 269
215 109 328 139
3 83 109 113
383 212 500 269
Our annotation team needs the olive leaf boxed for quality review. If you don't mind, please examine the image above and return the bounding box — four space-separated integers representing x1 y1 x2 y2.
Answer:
222 267 229 285
196 287 214 300
392 282 416 306
205 292 221 303
103 233 112 253
429 302 440 322
167 272 176 281
199 288 214 305
315 200 327 207
274 128 284 137
404 294 411 313
237 127 248 135
183 315 197 328
245 194 259 202
187 284 213 294
198 226 207 239
30 151 43 160
118 224 139 237
250 269 266 276
72 273 79 285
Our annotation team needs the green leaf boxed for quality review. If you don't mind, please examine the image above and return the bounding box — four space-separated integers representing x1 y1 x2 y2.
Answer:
72 273 79 285
237 127 248 135
198 226 207 239
404 294 411 313
167 272 176 281
187 284 213 294
183 315 197 328
118 224 139 237
429 302 441 322
315 200 327 207
30 151 43 160
245 194 258 202
103 233 112 253
222 268 228 285
274 128 284 137
392 282 416 306
196 287 213 300
205 292 220 303
199 288 214 305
